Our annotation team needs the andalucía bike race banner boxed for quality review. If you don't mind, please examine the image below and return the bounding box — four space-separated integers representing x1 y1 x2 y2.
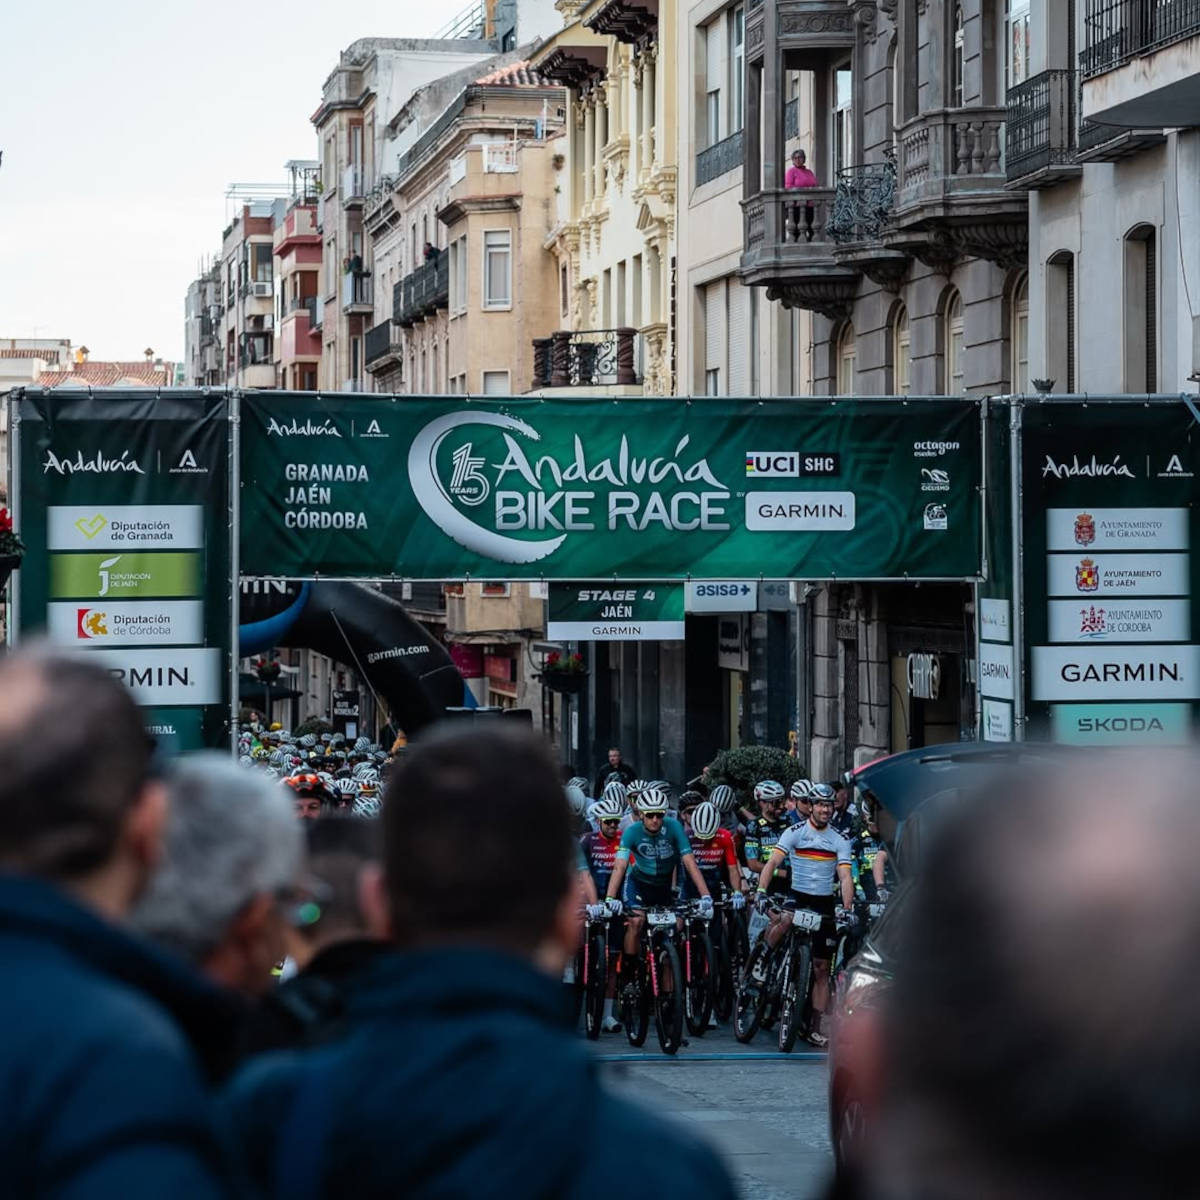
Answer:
240 395 982 582
12 389 234 751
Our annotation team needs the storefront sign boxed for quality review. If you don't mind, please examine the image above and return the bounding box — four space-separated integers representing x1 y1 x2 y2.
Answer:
979 598 1011 643
982 699 1013 742
979 641 1015 699
907 653 941 700
718 614 750 671
1046 598 1190 644
484 654 516 683
685 581 758 613
547 585 685 641
449 644 484 677
14 390 233 751
239 395 982 581
1030 644 1200 701
1050 702 1192 746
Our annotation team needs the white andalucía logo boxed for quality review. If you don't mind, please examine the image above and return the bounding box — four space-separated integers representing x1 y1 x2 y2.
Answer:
1042 454 1134 480
408 410 731 565
43 449 145 476
266 417 342 437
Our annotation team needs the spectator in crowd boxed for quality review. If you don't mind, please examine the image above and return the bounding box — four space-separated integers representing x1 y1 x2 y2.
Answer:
241 815 389 1054
853 751 1200 1200
0 647 234 1195
131 753 304 1000
224 723 735 1199
594 745 637 798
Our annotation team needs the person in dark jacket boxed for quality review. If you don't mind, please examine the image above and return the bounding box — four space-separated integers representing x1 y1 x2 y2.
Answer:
0 646 236 1195
593 745 637 798
224 723 736 1199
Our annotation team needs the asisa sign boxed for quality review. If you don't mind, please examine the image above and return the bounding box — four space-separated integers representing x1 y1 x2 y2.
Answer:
239 395 983 582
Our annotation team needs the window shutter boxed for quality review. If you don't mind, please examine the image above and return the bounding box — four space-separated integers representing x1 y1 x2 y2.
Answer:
1066 257 1076 392
1145 234 1156 392
727 280 750 395
704 280 725 386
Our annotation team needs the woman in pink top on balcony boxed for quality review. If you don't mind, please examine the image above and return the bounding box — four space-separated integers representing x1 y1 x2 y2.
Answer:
785 149 819 242
785 148 819 189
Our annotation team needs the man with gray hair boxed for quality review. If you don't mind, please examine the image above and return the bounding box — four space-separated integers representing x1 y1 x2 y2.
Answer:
132 753 305 999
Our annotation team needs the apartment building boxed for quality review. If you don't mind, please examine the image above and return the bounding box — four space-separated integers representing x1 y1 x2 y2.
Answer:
363 60 565 394
183 265 223 388
531 0 678 398
312 35 515 392
1008 0 1200 391
273 163 324 391
217 204 279 389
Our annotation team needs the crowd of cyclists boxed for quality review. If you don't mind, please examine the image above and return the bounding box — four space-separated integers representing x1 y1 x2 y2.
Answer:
569 757 893 1051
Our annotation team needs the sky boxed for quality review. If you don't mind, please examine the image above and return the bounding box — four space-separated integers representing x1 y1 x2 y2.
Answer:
0 0 450 364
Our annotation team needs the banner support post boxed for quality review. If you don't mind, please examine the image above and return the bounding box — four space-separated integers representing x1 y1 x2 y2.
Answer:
1009 397 1025 741
7 392 20 646
229 389 241 753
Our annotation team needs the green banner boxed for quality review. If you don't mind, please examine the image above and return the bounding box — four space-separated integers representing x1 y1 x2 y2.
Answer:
548 583 685 641
240 395 982 581
13 390 234 751
1020 399 1200 744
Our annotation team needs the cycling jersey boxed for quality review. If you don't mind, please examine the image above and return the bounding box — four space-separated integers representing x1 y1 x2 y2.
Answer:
775 820 852 897
745 816 792 893
579 830 622 895
851 831 888 900
682 828 737 898
830 807 856 839
616 817 693 886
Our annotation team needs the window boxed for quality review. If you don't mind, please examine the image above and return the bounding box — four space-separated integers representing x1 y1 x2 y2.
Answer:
560 264 570 320
1124 226 1157 393
449 237 468 314
1010 273 1029 393
835 68 853 175
483 230 512 309
705 368 720 395
631 254 643 327
252 243 272 284
836 323 857 395
705 18 723 146
703 279 727 394
944 289 965 395
730 6 745 133
952 5 965 107
616 261 626 327
893 304 911 396
482 370 510 394
1007 0 1031 89
1047 251 1075 392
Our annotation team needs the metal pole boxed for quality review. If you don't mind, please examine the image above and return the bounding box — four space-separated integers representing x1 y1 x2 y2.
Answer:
7 391 20 646
229 389 241 753
1009 398 1025 741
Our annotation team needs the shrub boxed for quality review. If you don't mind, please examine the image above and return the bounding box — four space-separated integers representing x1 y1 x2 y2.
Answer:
294 717 334 739
706 745 803 802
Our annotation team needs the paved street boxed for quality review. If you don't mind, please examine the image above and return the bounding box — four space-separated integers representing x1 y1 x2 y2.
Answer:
595 1033 834 1199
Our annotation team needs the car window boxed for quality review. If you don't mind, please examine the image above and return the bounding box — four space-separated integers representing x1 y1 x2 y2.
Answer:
864 881 910 962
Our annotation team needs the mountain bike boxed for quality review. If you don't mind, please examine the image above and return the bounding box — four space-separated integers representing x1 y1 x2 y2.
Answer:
618 904 685 1055
711 894 749 1023
828 899 884 1008
677 900 715 1037
579 908 614 1041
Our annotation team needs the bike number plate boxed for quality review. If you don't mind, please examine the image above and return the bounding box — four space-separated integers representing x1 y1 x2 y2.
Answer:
794 909 822 932
646 910 675 927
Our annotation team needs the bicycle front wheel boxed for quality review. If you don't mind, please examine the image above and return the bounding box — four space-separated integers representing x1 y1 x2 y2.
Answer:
583 929 607 1041
778 940 811 1054
652 938 685 1055
734 941 770 1043
622 957 650 1048
684 930 715 1037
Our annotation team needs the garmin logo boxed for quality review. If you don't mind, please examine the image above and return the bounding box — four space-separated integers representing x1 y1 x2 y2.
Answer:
266 418 342 438
43 449 145 476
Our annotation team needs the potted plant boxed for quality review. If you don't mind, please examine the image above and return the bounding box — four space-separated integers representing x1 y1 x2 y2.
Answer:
537 650 588 695
0 506 25 589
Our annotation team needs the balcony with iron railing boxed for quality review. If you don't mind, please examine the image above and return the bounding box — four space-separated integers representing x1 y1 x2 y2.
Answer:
365 319 403 372
394 250 449 327
1081 0 1200 127
342 164 365 210
1005 70 1082 189
827 160 910 288
341 270 374 314
738 188 861 319
696 130 744 187
531 329 641 390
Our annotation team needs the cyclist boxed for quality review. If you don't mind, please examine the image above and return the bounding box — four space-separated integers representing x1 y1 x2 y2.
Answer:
682 801 745 903
787 778 814 827
566 783 589 836
753 782 854 1047
744 781 791 896
579 794 626 1032
708 783 739 832
829 778 857 838
603 788 713 963
678 790 705 836
851 797 890 903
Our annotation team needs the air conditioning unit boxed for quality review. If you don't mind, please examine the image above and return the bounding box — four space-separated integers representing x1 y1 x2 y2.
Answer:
251 282 272 298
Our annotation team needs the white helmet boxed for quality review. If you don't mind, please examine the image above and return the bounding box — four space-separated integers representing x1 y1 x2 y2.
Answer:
709 783 737 813
790 778 814 801
753 779 785 803
691 801 721 840
638 787 670 814
567 776 589 792
352 794 382 819
336 778 359 799
601 780 628 808
565 784 588 816
626 778 652 799
592 794 625 822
